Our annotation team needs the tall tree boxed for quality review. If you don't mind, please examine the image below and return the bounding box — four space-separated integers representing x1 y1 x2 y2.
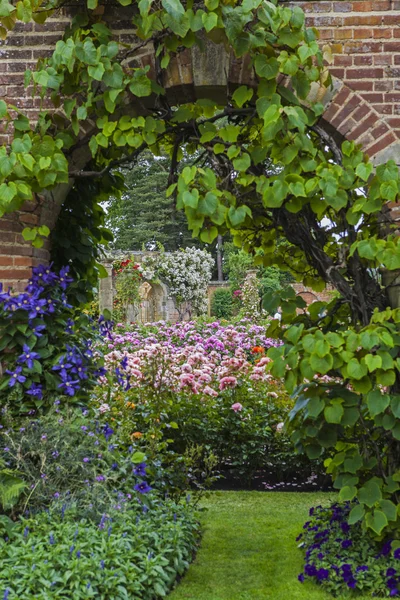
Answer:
105 153 201 252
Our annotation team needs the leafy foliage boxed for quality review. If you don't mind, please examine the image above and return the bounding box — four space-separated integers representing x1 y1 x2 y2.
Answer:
210 288 233 320
0 0 399 539
0 495 199 599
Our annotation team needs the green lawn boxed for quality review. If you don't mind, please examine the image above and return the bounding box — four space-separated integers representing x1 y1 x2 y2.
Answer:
168 491 371 600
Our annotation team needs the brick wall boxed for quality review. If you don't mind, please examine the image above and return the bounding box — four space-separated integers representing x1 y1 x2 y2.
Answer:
1 1 400 291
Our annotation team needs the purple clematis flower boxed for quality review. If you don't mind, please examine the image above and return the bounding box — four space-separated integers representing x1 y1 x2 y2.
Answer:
26 383 43 399
6 366 26 387
17 344 40 369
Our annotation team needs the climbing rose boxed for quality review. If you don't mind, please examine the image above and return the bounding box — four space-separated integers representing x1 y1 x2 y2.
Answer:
231 402 243 413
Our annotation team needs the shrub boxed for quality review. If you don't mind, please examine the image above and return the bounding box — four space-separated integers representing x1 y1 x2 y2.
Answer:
210 288 233 320
0 265 104 415
298 502 400 597
0 498 199 599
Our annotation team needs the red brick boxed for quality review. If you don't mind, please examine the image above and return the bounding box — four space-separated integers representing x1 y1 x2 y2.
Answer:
344 16 382 26
334 28 353 40
374 54 394 65
330 94 360 127
14 257 34 267
374 28 394 39
346 68 384 79
347 81 374 91
0 268 31 280
352 104 371 121
347 113 380 140
365 132 397 157
353 55 373 66
374 104 393 114
384 42 400 52
371 122 390 138
359 92 384 102
352 1 373 10
333 1 352 11
353 28 374 40
0 257 13 267
344 42 383 54
334 55 353 66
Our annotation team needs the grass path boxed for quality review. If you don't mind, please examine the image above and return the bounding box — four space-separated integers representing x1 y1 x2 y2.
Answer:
169 491 371 600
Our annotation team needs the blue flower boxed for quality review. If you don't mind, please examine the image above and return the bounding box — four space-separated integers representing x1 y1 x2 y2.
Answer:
298 573 305 584
317 568 329 581
356 565 368 572
58 376 80 396
59 266 73 290
26 383 43 399
387 568 397 577
133 463 147 477
17 344 40 369
134 481 152 494
103 424 114 441
394 548 400 560
342 540 352 549
304 564 317 577
6 366 26 387
49 534 55 545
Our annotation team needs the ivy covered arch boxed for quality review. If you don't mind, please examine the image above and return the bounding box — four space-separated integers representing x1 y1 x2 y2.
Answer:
1 0 400 537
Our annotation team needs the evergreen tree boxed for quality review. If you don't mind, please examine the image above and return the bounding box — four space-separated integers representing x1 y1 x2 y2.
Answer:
106 153 202 252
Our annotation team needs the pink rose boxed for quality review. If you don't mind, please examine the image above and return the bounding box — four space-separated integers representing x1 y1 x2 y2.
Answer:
231 402 243 412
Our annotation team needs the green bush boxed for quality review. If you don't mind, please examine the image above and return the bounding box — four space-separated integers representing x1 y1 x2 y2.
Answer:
0 500 199 599
210 288 233 319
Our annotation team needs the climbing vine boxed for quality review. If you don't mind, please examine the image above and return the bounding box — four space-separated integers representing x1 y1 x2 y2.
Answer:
0 0 399 535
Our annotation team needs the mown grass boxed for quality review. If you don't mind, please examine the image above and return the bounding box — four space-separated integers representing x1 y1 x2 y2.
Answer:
169 491 371 600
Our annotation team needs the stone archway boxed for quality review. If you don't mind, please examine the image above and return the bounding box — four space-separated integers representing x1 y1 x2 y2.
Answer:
138 281 169 323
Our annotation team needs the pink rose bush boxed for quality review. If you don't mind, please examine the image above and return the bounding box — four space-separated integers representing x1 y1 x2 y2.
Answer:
96 319 279 403
93 319 324 488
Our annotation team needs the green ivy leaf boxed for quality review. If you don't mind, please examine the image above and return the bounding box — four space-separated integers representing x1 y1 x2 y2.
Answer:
356 161 373 182
347 358 368 381
232 85 254 108
348 504 365 525
358 481 382 508
365 509 388 535
254 55 279 80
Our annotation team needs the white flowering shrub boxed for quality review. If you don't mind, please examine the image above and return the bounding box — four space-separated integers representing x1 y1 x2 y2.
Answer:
142 248 214 319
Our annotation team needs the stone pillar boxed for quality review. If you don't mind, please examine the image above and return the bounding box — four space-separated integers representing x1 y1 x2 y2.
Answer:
99 262 114 314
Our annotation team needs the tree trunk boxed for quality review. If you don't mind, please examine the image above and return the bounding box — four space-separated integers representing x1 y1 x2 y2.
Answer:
217 235 223 282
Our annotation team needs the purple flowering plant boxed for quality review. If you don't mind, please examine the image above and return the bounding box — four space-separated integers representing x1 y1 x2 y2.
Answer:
0 407 155 519
0 265 106 414
298 502 400 596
